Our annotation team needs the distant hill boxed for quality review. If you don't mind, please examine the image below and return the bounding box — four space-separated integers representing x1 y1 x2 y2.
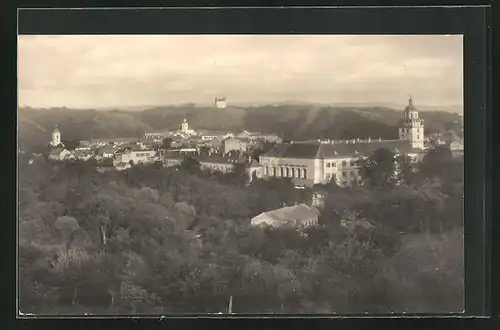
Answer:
17 104 462 153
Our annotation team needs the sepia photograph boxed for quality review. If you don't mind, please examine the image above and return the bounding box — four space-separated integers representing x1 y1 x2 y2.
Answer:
18 34 464 315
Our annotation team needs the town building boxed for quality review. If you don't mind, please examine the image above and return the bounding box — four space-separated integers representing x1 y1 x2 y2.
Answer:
259 97 426 187
235 130 281 143
96 144 117 158
163 152 263 182
449 139 464 158
247 159 264 181
72 150 93 161
115 150 157 165
199 130 234 141
48 148 73 161
143 131 171 140
450 139 464 152
250 204 320 228
163 152 184 167
223 137 249 155
198 155 236 173
215 97 227 109
80 137 138 147
181 118 196 136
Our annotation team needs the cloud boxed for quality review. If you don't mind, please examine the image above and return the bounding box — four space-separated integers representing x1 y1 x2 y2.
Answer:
17 35 463 108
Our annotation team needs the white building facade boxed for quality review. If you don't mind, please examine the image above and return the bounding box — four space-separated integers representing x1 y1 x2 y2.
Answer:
259 98 426 187
116 150 157 165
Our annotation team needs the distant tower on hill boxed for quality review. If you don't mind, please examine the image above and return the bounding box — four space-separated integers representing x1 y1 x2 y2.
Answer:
215 97 227 109
398 96 425 149
49 124 62 147
181 118 189 134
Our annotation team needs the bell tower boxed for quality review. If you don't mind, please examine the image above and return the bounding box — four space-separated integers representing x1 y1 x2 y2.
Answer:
50 124 62 147
181 118 189 134
398 96 424 149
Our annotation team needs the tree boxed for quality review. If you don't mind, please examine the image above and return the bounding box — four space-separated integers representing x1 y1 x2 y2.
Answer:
62 140 80 151
394 154 419 185
420 146 453 179
224 162 248 187
199 145 211 155
101 158 114 167
250 141 276 160
180 155 201 175
358 148 396 188
161 138 173 150
54 216 81 251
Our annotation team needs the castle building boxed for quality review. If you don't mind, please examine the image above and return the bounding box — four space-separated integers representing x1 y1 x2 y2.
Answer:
215 97 227 109
398 96 425 149
259 97 426 187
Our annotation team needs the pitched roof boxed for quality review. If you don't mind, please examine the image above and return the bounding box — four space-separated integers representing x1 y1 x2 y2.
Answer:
261 143 321 159
252 204 320 225
198 155 234 165
225 137 249 144
262 140 423 159
49 148 67 156
317 140 422 158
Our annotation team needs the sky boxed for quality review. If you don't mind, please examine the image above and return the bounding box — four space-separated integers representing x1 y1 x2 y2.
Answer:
18 35 463 109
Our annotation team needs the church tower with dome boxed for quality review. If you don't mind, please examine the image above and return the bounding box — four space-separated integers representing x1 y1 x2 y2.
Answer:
398 96 425 149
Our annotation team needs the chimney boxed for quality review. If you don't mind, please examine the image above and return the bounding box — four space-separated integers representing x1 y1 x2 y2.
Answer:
368 137 371 142
379 137 382 141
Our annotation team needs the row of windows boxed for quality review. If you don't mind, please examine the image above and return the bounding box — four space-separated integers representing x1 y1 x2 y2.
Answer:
265 166 307 179
401 128 422 133
325 171 358 180
326 160 357 168
135 152 154 157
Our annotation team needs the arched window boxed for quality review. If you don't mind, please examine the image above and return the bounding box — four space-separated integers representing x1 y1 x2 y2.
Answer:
273 166 277 176
296 168 302 178
303 169 307 179
285 167 290 177
291 168 295 178
280 167 285 177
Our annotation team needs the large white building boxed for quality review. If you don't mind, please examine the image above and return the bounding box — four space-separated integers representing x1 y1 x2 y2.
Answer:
259 97 426 187
114 150 157 165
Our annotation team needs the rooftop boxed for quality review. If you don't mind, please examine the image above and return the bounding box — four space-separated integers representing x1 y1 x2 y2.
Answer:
261 140 423 159
252 204 320 225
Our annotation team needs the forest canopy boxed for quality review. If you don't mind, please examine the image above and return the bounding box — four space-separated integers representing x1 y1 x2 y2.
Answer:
18 146 464 314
